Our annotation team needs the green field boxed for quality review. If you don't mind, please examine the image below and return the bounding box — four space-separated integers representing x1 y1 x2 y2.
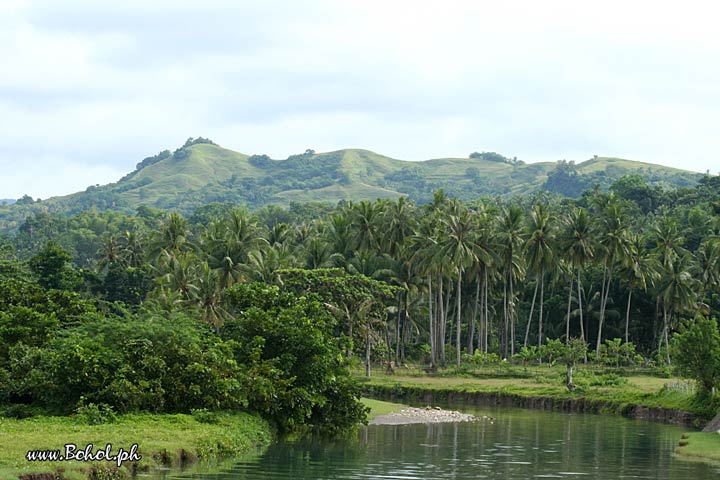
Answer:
0 412 271 479
355 364 717 421
676 432 720 464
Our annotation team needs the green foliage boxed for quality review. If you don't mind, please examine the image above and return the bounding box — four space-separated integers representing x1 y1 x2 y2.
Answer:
0 142 701 232
596 338 639 367
27 242 82 290
572 370 628 388
513 346 542 365
464 350 503 365
672 316 720 393
535 338 588 367
223 282 368 433
75 402 118 425
8 313 246 414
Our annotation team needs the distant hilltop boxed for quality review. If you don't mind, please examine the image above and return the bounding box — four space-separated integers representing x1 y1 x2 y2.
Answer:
0 137 704 232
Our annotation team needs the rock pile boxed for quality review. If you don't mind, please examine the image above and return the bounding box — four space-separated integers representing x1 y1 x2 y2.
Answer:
370 406 485 425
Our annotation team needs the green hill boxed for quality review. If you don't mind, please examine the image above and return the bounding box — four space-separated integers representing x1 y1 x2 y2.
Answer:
0 140 704 232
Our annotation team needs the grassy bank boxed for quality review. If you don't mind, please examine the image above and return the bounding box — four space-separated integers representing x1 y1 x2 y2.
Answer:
360 398 406 420
676 432 720 464
356 364 717 423
0 411 271 480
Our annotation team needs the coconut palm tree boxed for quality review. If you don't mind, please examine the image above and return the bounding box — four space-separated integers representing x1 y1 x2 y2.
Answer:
497 204 526 358
656 254 698 364
438 206 478 367
593 196 630 355
147 212 195 263
523 202 556 349
619 233 658 344
561 207 594 345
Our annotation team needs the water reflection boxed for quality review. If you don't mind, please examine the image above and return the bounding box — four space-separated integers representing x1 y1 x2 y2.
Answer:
167 406 720 479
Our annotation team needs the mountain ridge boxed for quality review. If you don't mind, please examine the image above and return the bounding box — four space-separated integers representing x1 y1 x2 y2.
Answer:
0 141 705 232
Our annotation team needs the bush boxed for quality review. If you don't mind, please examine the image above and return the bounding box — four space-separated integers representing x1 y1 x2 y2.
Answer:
75 402 117 425
672 316 720 393
223 283 368 433
8 313 246 414
464 350 502 365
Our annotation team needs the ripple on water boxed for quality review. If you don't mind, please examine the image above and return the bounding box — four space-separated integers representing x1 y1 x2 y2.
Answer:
165 406 717 480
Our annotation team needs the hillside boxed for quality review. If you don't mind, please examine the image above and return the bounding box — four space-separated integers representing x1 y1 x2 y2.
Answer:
0 140 704 232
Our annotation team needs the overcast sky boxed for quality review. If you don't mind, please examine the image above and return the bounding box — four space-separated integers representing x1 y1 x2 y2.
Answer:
2 0 719 199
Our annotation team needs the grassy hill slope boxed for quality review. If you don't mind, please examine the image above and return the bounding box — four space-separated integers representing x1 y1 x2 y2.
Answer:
0 142 704 232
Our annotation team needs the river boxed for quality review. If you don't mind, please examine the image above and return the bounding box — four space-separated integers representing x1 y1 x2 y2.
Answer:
162 405 719 479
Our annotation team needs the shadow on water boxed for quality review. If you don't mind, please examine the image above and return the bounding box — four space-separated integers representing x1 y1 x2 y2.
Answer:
163 406 720 479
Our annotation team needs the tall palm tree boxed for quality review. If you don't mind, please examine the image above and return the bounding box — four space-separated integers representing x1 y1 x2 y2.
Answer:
561 207 594 345
619 233 658 344
351 201 381 253
497 205 525 358
656 254 697 364
119 229 145 268
523 203 555 349
594 197 630 355
380 197 416 257
192 262 230 333
147 212 195 262
438 207 478 367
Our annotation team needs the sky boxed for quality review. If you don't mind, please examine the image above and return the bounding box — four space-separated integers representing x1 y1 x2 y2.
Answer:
2 0 720 199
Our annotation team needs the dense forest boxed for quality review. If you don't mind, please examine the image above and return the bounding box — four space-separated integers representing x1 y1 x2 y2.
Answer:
1 172 719 431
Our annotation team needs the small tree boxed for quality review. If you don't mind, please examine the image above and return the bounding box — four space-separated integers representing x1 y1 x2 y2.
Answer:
673 316 720 393
558 337 588 390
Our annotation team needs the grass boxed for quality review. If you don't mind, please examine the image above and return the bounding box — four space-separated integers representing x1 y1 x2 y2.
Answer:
0 411 271 480
676 432 720 464
356 363 716 421
360 398 407 420
1 141 703 235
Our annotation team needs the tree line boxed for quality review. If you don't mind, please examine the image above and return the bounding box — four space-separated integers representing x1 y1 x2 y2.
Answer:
1 173 719 413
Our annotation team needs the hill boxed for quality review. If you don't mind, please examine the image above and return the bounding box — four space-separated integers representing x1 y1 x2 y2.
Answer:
0 139 704 232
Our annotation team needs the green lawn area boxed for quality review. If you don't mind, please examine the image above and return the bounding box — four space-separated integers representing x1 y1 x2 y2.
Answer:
0 412 271 480
360 398 407 420
355 364 715 420
676 432 720 464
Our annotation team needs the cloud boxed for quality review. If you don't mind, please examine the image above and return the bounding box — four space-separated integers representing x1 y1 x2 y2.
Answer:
2 0 720 198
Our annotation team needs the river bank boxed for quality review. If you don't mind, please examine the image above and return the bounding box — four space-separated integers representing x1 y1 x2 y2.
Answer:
357 368 715 427
0 411 272 480
676 432 720 464
359 368 720 467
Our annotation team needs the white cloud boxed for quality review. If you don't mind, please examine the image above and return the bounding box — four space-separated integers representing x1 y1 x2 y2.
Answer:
2 0 720 198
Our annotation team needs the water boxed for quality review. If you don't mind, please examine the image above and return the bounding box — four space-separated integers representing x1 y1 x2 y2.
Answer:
161 406 719 479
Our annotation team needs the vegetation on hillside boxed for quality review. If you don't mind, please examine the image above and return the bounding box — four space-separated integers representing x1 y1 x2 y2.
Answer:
0 140 703 233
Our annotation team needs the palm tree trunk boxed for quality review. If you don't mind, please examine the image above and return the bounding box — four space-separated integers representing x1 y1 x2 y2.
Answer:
597 261 615 355
469 278 480 355
525 279 539 348
484 269 489 353
401 292 408 363
510 270 516 358
538 269 545 349
665 308 672 365
502 275 508 359
456 270 463 367
365 326 371 377
624 287 633 344
438 274 446 366
428 273 436 368
395 293 402 365
577 271 586 363
566 273 574 342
